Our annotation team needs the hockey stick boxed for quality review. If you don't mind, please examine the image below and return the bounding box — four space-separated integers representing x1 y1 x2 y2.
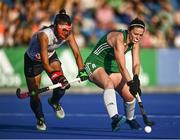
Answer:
135 93 155 126
16 78 81 99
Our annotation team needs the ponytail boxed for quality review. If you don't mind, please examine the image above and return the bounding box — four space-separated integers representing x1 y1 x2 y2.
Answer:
59 9 66 15
54 9 71 25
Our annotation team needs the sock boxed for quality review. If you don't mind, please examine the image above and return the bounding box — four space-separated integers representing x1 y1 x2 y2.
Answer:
51 88 65 104
30 97 44 119
124 98 136 120
103 89 118 118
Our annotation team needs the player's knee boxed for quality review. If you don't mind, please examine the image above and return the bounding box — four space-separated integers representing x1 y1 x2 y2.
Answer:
124 95 134 102
121 87 134 102
104 80 114 89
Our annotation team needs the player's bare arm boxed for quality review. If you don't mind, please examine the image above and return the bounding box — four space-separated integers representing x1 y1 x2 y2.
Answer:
38 32 54 73
67 33 84 69
132 43 140 75
113 34 132 82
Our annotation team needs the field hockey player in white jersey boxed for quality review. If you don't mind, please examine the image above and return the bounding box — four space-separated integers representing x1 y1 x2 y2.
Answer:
24 9 88 131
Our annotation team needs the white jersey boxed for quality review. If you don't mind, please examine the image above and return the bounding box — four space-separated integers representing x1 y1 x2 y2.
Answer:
26 26 66 61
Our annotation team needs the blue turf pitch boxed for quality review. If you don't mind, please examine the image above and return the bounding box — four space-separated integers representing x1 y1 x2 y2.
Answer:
0 92 180 139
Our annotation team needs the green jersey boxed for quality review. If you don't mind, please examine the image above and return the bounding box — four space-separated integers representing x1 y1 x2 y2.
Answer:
85 29 134 75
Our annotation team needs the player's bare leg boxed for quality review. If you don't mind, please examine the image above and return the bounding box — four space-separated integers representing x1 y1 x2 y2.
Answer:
90 68 126 131
26 75 47 131
47 60 66 119
110 73 141 130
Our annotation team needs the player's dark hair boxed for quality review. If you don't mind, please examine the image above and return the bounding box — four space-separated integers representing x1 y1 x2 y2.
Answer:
54 9 72 25
129 18 145 31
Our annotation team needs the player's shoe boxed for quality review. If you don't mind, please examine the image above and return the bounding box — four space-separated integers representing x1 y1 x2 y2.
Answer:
126 118 141 130
36 117 46 131
48 98 65 119
111 114 126 132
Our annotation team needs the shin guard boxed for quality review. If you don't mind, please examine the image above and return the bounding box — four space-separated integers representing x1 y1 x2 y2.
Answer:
103 89 118 118
124 98 136 120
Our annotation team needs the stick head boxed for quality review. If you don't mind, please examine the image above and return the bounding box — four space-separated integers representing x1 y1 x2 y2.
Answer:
143 115 155 126
16 88 29 99
16 88 21 98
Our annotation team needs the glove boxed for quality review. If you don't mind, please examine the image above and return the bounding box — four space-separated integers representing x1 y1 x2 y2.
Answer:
50 71 70 89
133 74 141 96
127 75 141 97
77 68 88 81
133 74 140 87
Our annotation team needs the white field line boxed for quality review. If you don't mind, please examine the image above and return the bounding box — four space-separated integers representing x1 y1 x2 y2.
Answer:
0 113 180 118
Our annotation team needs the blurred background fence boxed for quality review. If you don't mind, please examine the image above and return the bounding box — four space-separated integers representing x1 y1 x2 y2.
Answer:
0 0 180 93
